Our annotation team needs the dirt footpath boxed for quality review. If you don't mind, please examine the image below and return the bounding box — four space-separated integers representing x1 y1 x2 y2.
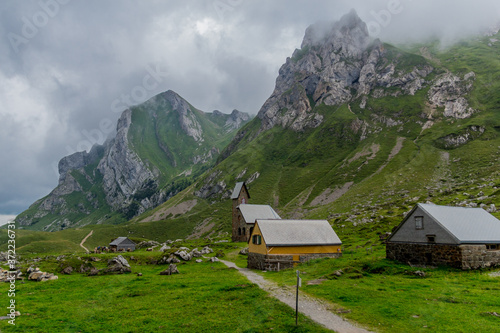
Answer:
221 260 373 333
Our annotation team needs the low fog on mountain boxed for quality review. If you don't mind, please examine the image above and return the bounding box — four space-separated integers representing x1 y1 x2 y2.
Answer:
0 0 499 217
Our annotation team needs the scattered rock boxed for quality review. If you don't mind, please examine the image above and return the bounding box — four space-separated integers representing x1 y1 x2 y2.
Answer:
137 240 160 249
174 250 192 261
160 264 179 275
108 255 130 268
239 247 249 255
333 270 343 277
62 266 73 275
159 244 171 252
27 269 58 282
195 259 203 263
104 255 132 274
209 257 219 263
201 246 213 254
190 249 203 258
137 272 143 276
0 268 23 282
414 270 426 277
307 278 327 285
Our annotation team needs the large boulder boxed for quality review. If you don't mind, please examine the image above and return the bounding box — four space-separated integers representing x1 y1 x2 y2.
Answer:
201 246 213 254
104 255 131 274
108 255 130 268
174 250 192 261
190 248 203 258
159 264 179 275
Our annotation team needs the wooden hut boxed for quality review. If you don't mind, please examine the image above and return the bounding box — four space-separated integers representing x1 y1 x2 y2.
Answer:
248 219 342 270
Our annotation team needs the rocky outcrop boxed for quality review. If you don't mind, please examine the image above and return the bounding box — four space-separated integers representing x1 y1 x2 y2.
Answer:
428 72 476 119
257 10 433 132
225 109 251 131
16 89 250 230
58 144 104 182
159 264 179 275
97 109 162 212
162 90 204 142
436 125 485 149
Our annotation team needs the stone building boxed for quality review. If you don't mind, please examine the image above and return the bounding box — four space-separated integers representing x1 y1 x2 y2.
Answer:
248 219 342 271
231 182 280 242
386 203 500 269
109 237 136 252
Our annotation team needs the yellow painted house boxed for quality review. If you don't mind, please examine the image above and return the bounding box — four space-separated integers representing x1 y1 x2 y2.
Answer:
248 219 342 270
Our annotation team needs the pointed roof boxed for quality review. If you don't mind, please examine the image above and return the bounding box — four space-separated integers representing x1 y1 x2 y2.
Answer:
110 237 135 246
238 204 280 224
389 203 500 244
255 219 341 246
231 181 250 200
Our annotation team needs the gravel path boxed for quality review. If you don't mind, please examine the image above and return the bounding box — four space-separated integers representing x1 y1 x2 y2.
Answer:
79 230 93 252
221 260 373 333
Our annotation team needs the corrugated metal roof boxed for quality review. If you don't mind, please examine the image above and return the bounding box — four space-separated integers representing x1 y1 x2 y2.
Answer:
239 204 281 223
419 203 500 243
231 182 245 199
256 219 342 246
110 237 133 246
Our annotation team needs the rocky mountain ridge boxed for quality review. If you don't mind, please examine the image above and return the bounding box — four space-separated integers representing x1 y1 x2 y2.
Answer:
16 91 251 230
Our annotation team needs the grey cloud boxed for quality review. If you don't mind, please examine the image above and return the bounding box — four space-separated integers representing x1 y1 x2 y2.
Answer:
0 0 499 215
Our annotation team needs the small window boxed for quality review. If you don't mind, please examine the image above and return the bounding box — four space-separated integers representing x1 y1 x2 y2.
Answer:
426 235 436 243
486 244 499 250
252 235 262 245
242 227 246 235
415 216 424 230
238 228 241 236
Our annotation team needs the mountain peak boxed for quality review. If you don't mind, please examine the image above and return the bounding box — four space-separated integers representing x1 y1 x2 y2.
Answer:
301 9 369 53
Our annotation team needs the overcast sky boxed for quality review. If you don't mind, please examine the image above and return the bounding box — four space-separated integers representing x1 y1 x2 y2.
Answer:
1 0 499 218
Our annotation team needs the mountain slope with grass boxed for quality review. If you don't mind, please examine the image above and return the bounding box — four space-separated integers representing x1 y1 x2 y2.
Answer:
15 91 250 231
143 11 500 243
7 11 500 251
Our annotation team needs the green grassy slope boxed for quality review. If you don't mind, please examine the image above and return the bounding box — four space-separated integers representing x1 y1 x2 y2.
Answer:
13 92 249 231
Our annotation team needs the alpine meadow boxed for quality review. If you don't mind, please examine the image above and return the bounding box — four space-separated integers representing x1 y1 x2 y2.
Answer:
2 6 500 333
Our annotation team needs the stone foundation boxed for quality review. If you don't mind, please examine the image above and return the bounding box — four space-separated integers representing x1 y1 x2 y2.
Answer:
386 242 500 269
248 252 342 271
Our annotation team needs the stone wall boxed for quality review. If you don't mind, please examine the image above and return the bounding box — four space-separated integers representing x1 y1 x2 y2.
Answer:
386 242 500 269
248 252 342 271
386 242 462 268
460 245 500 269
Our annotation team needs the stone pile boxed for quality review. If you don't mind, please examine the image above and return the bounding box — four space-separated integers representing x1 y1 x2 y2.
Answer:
0 268 23 282
27 267 58 282
172 246 213 262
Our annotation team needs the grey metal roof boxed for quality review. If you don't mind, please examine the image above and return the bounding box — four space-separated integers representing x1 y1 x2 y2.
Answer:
231 182 245 199
110 237 135 246
238 204 281 224
256 219 342 246
419 203 500 243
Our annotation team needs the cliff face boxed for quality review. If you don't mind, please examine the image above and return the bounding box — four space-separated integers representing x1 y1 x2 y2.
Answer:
196 10 483 203
16 91 251 230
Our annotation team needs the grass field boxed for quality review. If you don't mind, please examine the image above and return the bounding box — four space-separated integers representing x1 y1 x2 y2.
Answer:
0 249 330 333
264 249 500 333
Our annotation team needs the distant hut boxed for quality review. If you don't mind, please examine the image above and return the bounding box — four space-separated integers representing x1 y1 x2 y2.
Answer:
109 237 136 252
386 203 500 269
248 219 342 271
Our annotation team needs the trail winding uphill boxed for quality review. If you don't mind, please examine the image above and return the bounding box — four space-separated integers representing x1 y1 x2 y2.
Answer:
79 230 94 252
220 260 373 333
